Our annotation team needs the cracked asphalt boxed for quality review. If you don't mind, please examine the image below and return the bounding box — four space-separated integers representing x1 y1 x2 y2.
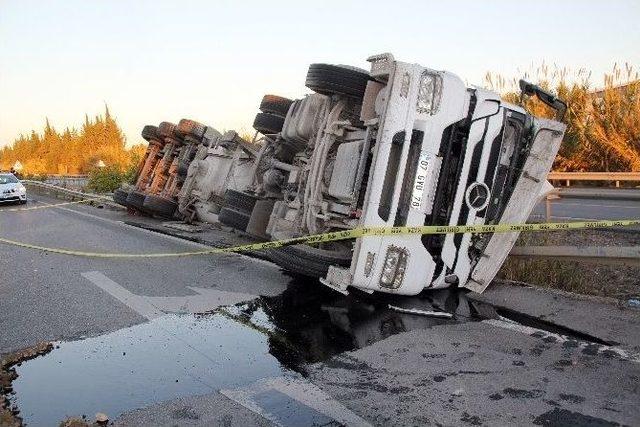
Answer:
1 192 639 426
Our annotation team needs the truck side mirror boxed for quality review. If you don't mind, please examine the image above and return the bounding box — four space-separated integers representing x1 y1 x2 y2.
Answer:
518 79 567 122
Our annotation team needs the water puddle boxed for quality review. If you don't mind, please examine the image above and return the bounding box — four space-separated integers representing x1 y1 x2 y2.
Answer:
4 281 461 425
4 280 610 425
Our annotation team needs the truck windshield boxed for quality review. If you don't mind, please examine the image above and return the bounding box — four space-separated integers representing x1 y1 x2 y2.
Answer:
0 175 19 184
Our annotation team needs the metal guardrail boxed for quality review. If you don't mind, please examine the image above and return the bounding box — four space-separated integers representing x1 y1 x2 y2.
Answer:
43 175 89 189
46 174 88 179
22 180 124 210
548 172 640 188
510 246 640 266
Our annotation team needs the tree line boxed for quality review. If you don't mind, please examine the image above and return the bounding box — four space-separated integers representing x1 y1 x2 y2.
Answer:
2 65 639 175
0 106 144 175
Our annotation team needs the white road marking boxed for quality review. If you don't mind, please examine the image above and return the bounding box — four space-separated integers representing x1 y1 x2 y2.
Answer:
81 271 163 320
484 318 640 363
81 271 257 319
146 286 256 314
221 376 373 427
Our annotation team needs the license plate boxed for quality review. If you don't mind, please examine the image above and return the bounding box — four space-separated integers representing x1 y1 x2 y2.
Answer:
410 152 430 210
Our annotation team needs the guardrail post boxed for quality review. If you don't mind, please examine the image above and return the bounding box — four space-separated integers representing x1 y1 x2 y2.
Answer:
545 193 560 221
566 179 570 187
616 180 620 188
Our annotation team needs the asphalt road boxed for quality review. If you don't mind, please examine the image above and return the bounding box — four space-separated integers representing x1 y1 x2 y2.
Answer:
0 194 291 354
1 193 639 426
531 193 640 221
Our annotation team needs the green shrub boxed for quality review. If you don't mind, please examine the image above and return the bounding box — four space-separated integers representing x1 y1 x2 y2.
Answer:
123 161 139 184
86 166 128 193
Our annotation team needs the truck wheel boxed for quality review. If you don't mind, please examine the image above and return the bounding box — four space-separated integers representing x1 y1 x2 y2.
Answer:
141 125 159 141
253 112 285 135
177 119 206 140
305 64 370 98
259 95 294 117
158 122 178 139
113 188 130 207
219 207 251 231
177 160 190 178
224 189 258 214
268 243 352 278
143 194 177 218
125 190 147 211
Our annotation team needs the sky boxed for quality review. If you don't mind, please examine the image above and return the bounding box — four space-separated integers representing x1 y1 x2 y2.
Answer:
1 0 639 148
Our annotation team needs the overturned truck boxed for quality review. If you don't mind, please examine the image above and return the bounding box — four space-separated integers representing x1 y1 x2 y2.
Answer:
115 53 567 296
242 53 566 295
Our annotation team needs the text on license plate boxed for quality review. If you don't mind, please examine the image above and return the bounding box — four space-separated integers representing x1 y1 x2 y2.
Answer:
410 152 430 210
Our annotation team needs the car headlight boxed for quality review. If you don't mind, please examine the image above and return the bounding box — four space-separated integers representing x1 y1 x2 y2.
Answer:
17 184 26 194
416 71 443 115
379 246 408 289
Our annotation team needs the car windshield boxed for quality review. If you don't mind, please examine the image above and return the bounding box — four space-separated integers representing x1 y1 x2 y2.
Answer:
0 174 19 184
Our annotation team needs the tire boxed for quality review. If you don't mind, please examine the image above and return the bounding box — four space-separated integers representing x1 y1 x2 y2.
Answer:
218 207 251 231
141 125 159 141
259 95 294 117
268 243 352 278
253 112 285 135
158 122 178 139
113 188 130 207
224 189 257 214
19 200 27 205
143 194 178 218
126 190 147 211
305 64 370 98
177 160 190 178
177 119 206 140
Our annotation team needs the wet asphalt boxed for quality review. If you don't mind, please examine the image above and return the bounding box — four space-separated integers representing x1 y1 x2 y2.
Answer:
0 194 290 354
1 193 639 426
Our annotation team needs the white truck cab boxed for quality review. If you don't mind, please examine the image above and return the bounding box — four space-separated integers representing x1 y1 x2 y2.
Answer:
247 53 567 295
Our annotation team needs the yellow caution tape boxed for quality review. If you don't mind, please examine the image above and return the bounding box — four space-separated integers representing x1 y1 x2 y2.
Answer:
0 197 108 212
0 219 638 258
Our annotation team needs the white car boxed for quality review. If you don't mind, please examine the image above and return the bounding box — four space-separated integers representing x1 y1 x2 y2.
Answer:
0 173 27 204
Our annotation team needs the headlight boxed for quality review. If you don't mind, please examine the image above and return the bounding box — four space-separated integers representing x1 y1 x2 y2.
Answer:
379 246 408 289
17 184 26 194
416 71 443 115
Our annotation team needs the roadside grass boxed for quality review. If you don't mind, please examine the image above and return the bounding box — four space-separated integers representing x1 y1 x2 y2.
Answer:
498 258 594 295
497 257 640 301
497 230 640 300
